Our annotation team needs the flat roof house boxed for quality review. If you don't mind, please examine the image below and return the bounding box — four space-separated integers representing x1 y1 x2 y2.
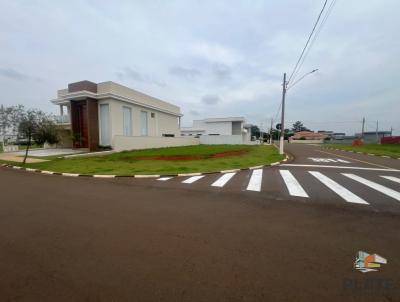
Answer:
181 117 253 144
52 81 197 151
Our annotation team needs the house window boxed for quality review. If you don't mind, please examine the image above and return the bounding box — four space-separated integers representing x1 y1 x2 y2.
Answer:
151 112 155 118
99 104 110 146
162 134 175 137
141 111 148 136
122 106 132 136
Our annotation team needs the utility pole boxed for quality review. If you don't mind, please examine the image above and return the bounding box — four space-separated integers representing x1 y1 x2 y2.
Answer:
375 120 379 144
361 117 365 139
279 73 287 155
269 118 273 144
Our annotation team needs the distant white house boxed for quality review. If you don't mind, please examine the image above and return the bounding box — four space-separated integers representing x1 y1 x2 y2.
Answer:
181 117 254 145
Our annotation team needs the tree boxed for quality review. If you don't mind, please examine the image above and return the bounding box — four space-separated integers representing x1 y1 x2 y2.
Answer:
0 105 25 147
18 109 59 164
291 121 310 132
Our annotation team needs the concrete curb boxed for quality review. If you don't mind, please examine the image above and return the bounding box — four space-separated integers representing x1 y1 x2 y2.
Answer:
322 147 400 160
1 154 291 179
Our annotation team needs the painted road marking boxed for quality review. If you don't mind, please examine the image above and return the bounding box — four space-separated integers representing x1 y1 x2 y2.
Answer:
343 174 400 202
315 149 393 170
309 171 369 205
246 169 263 192
157 177 173 181
279 170 309 198
308 157 350 163
211 172 236 187
281 164 400 172
380 176 400 184
182 175 205 184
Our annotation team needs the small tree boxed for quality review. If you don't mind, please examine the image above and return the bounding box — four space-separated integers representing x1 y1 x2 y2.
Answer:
18 109 59 164
292 121 310 132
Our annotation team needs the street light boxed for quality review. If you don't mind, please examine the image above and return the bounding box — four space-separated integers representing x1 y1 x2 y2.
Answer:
287 69 318 91
279 69 318 155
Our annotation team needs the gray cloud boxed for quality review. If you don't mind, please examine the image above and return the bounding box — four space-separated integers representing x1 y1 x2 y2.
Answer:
189 110 200 116
116 67 166 87
169 66 201 79
201 94 221 105
212 63 232 81
0 68 39 81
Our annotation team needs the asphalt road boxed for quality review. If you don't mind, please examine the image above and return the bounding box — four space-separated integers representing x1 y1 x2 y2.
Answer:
1 143 399 301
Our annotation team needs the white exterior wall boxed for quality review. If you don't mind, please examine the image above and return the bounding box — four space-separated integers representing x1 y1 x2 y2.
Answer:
113 136 199 151
204 121 233 135
200 135 243 145
98 98 180 147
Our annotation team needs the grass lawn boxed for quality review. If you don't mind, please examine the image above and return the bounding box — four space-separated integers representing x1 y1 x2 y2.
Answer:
10 144 283 175
324 144 400 158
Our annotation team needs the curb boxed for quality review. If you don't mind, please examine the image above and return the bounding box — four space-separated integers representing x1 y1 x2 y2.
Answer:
1 154 291 179
322 147 400 160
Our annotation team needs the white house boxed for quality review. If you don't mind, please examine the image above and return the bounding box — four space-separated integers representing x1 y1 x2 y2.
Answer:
181 117 253 144
51 81 198 151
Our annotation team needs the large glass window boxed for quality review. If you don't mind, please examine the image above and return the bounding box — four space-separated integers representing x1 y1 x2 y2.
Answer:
99 104 110 146
122 106 132 136
141 111 148 136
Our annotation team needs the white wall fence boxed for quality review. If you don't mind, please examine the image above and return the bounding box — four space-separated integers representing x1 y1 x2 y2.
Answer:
290 139 324 144
199 135 257 145
113 135 200 151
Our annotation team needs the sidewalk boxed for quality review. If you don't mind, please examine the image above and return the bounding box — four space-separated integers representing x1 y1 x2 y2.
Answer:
0 152 48 163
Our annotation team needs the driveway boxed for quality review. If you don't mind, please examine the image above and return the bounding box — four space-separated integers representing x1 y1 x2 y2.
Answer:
0 148 85 163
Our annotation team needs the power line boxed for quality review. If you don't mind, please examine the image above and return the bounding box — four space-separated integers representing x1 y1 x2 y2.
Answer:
290 0 337 83
287 0 328 85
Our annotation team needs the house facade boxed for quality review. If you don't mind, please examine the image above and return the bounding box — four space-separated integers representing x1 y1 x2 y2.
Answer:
181 117 253 144
52 81 197 151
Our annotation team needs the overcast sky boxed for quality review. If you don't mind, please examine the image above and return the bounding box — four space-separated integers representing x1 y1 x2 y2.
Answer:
0 0 399 135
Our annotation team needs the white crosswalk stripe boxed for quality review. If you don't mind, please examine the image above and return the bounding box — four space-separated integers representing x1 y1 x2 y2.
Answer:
279 170 309 198
211 172 236 187
343 173 400 202
157 177 173 181
309 171 369 205
246 169 263 192
182 175 205 184
380 176 400 184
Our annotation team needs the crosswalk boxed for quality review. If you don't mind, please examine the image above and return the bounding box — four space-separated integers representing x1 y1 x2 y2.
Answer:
156 169 400 207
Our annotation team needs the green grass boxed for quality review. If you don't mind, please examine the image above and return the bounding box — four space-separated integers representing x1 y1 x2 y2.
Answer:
10 144 283 175
324 144 400 158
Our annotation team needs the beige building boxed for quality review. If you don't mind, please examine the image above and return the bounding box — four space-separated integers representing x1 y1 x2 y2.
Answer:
52 81 198 151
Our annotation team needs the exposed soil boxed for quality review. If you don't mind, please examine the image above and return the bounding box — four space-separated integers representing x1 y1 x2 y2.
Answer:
128 149 250 161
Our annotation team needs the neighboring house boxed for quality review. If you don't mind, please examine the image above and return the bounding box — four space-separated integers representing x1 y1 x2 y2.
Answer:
290 131 328 141
52 80 198 151
181 117 253 145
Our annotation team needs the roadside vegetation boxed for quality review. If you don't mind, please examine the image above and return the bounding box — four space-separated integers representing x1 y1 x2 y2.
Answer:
10 144 283 175
324 144 400 158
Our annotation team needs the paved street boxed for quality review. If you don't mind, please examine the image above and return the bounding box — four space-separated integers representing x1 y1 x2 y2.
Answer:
138 144 400 214
1 144 400 301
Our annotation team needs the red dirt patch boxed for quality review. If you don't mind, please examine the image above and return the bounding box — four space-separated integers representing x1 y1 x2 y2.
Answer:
128 150 250 161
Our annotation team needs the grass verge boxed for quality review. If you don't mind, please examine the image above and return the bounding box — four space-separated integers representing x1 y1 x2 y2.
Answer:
324 144 400 158
6 144 284 175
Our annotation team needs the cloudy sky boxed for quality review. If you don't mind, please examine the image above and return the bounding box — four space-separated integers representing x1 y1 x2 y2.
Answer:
0 0 399 135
